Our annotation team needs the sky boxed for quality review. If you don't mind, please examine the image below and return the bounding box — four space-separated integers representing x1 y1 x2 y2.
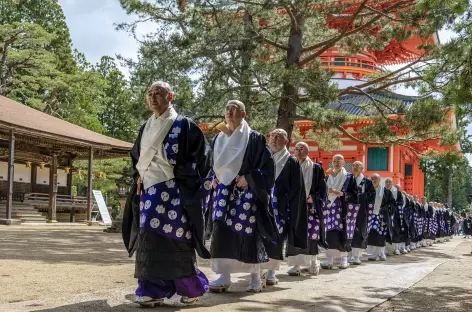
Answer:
60 0 471 162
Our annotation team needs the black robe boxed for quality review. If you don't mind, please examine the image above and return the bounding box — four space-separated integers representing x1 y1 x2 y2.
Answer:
351 177 375 249
122 117 212 280
391 189 406 244
210 131 279 263
326 174 358 252
265 156 307 260
408 199 419 243
367 188 395 247
286 162 327 257
402 195 412 246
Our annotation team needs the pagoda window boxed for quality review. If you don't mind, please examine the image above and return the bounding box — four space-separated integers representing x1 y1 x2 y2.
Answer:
367 147 389 171
334 57 345 66
405 164 413 177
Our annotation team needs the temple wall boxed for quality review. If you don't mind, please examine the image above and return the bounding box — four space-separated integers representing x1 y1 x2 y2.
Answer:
0 162 31 183
0 161 69 196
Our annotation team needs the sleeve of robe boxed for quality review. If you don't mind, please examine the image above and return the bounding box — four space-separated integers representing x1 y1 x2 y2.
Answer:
287 158 308 249
341 175 358 251
381 189 396 243
174 117 212 259
122 123 146 257
312 164 328 248
360 179 376 240
242 132 279 244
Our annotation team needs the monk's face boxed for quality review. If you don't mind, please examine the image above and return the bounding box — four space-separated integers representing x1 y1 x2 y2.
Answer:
421 197 427 205
294 143 308 159
385 179 393 189
352 162 363 176
395 184 401 192
269 131 286 153
147 86 172 114
371 175 381 188
332 156 344 170
225 104 244 129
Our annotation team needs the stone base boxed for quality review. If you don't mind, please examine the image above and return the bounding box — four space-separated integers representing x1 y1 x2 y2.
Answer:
87 221 100 226
46 220 58 223
103 220 122 233
0 218 22 225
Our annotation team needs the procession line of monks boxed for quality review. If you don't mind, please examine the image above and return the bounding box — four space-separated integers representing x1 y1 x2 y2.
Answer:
122 91 457 307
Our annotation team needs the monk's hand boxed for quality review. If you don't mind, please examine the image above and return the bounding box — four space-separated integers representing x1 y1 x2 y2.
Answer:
307 196 313 204
137 176 143 185
212 178 219 189
328 188 336 194
337 191 344 197
236 175 248 188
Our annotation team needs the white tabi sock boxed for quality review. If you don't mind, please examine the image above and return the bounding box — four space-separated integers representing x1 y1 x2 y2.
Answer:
210 273 231 286
250 272 262 288
267 270 276 280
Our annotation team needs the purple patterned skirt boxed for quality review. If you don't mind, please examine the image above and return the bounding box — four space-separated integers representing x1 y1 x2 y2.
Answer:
323 198 359 240
212 183 257 236
139 180 192 241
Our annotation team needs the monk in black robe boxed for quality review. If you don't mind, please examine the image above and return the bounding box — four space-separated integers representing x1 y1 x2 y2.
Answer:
321 154 359 270
367 174 395 261
209 100 278 293
401 191 412 252
286 142 327 275
349 161 375 265
260 129 307 285
122 81 212 307
385 179 405 255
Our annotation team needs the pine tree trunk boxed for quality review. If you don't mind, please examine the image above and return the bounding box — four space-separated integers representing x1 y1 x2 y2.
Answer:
276 11 303 141
240 10 254 119
447 166 453 207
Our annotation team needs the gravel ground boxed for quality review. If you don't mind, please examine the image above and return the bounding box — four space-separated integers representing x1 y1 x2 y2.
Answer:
0 226 469 312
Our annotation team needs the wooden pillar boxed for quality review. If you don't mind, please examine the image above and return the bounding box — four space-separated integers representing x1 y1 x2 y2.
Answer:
47 155 58 222
6 130 15 219
31 164 37 193
66 157 73 196
86 146 93 221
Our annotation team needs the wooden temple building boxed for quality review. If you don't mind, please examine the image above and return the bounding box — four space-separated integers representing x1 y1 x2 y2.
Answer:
0 96 133 224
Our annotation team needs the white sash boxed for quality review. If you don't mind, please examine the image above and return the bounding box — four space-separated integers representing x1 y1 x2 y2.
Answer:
213 120 251 185
327 167 347 202
374 186 384 215
136 108 178 187
389 186 398 201
355 173 365 193
300 157 314 197
273 147 290 180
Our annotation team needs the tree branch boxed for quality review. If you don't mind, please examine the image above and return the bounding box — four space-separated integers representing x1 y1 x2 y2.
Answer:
340 58 425 95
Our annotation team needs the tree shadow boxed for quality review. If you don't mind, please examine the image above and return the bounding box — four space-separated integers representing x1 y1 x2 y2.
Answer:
368 286 472 312
0 228 133 265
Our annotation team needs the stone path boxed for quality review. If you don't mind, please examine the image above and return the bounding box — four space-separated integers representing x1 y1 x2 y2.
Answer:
0 226 469 312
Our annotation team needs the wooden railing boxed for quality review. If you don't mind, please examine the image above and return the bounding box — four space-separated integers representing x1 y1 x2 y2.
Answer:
25 193 96 209
0 192 25 202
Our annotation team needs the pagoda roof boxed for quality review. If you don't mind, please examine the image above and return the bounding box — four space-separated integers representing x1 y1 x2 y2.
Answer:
0 96 133 154
326 90 419 116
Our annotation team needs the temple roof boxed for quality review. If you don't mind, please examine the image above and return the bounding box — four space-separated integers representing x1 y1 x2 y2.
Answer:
0 96 133 153
326 90 418 116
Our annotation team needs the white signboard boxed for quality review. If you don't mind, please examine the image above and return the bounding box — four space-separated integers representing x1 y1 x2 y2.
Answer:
92 190 112 225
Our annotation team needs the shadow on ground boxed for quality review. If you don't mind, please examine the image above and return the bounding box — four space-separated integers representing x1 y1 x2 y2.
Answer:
32 284 472 312
368 286 472 312
0 228 132 265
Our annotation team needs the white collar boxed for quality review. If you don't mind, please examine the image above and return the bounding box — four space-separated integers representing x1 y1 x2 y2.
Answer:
273 147 290 180
300 157 314 197
213 120 251 185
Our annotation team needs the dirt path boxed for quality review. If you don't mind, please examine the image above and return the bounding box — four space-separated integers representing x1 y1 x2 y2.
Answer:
370 240 472 312
0 226 469 312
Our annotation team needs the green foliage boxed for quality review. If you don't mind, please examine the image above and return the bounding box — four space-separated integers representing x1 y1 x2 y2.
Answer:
117 0 468 146
421 150 472 211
